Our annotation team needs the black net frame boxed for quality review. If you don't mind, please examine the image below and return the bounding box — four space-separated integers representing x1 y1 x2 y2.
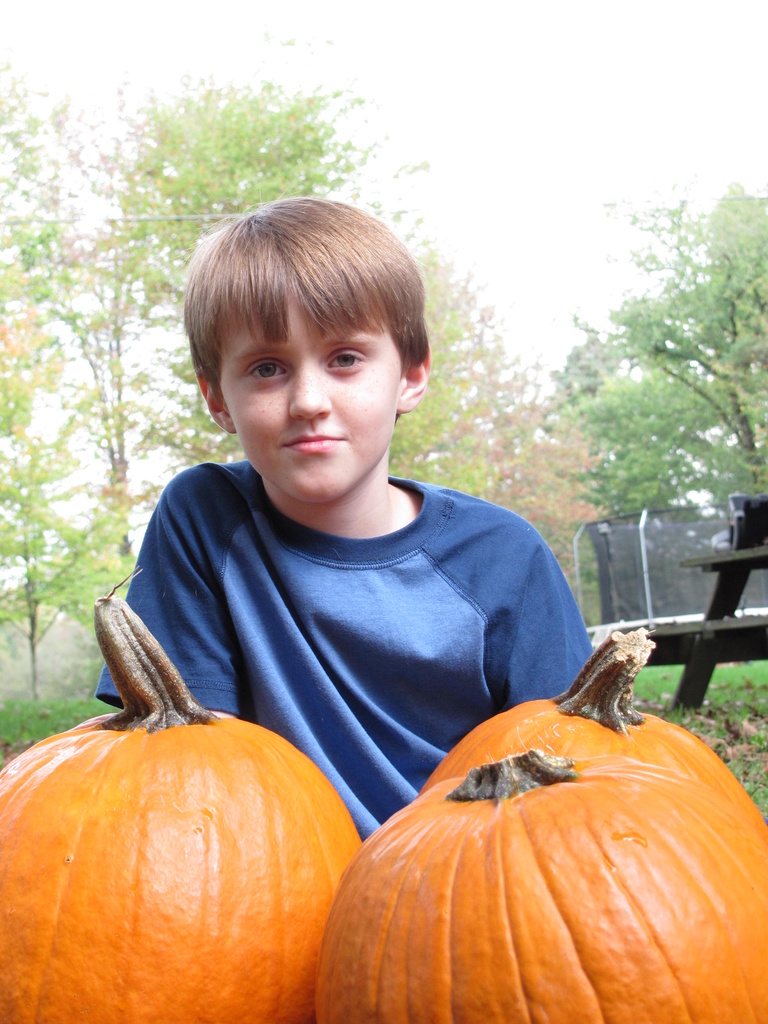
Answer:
575 503 768 628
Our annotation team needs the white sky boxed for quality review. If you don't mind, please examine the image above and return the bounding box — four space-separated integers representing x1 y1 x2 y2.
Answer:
4 0 768 370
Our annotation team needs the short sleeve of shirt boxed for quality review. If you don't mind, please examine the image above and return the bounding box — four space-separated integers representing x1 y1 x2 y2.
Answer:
96 463 255 716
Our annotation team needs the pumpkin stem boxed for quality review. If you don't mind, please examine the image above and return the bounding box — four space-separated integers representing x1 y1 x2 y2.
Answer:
446 750 578 802
553 628 655 735
94 581 218 733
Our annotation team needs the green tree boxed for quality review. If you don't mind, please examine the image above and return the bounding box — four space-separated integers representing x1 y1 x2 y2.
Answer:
620 193 768 483
565 366 751 514
557 189 768 513
0 318 129 698
2 70 371 552
0 63 70 313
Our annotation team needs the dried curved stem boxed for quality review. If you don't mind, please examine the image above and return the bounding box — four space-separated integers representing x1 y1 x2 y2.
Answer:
446 750 578 802
553 628 655 735
94 580 218 733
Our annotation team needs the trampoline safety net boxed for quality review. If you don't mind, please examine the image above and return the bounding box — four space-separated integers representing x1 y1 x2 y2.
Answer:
574 498 768 628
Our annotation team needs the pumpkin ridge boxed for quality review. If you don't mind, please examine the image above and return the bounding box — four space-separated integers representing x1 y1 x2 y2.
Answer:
644 822 752 1021
223 721 348 902
356 807 465 1024
512 796 607 1022
531 781 699 1022
348 828 411 1020
384 814 452 1022
569 784 694 1022
166 725 230 954
629 716 763 819
491 811 534 1024
659 771 768 918
320 838 380 1019
214 722 361 1020
112 746 160 1020
26 738 118 1023
576 768 764 1021
443 814 481 1024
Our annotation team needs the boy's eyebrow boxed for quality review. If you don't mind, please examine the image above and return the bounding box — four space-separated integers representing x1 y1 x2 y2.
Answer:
324 331 378 345
322 323 390 343
225 321 390 356
225 334 282 360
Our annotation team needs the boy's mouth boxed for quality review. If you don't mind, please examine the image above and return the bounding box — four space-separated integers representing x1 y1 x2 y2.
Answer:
285 434 342 453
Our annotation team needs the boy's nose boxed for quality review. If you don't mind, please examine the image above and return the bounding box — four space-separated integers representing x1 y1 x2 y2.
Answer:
288 370 332 419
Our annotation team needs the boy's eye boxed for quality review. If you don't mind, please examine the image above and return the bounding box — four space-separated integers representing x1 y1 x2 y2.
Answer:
335 353 358 368
254 362 280 378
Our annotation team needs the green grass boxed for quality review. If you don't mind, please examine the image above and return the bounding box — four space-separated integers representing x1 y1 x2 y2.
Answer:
0 698 107 765
634 662 768 818
2 666 768 818
635 661 768 710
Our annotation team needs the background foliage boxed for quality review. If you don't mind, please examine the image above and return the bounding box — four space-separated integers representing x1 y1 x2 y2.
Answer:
2 60 768 698
555 190 768 515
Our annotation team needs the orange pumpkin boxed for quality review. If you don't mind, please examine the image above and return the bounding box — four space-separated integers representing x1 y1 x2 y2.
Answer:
316 749 768 1024
423 628 766 834
0 583 361 1024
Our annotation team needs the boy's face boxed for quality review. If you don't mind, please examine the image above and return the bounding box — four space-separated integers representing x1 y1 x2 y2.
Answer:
200 300 430 536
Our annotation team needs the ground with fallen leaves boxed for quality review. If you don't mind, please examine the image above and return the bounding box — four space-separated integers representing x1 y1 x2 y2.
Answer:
1 685 767 817
635 666 768 817
635 703 768 816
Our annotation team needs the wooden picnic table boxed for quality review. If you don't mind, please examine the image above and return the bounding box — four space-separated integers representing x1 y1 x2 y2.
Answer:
648 546 768 709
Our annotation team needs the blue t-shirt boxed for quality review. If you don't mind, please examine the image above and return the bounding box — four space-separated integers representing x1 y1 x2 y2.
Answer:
97 461 592 836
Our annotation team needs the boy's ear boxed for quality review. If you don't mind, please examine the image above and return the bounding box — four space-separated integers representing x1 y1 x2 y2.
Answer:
198 377 237 434
396 350 432 415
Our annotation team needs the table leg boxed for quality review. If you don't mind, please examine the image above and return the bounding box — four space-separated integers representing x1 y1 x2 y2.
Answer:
671 565 752 708
705 567 751 619
670 631 723 709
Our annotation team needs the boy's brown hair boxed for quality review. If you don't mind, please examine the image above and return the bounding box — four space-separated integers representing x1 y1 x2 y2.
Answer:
184 197 430 390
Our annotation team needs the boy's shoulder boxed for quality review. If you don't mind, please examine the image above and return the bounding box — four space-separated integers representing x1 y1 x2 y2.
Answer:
409 479 544 546
157 460 262 532
163 459 258 500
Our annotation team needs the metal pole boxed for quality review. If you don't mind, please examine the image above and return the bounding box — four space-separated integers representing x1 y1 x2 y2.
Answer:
638 508 655 628
573 523 586 617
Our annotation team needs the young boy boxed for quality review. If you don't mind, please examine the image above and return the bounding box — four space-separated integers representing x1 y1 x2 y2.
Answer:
96 197 592 838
